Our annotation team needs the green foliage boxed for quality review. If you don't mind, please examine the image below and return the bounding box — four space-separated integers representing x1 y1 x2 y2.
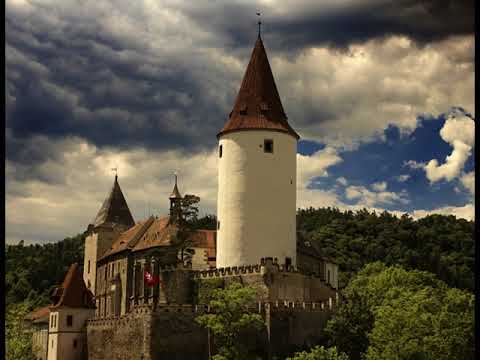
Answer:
195 277 225 304
6 302 36 360
325 263 475 360
191 214 217 230
297 208 474 290
286 346 349 360
196 282 265 360
5 233 85 306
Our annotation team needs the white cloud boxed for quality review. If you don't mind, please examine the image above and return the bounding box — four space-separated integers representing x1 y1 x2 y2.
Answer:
345 185 409 207
395 174 410 182
6 136 218 244
371 181 387 192
297 147 343 187
460 171 475 196
403 160 425 169
336 176 348 186
411 203 474 221
274 35 474 149
424 113 474 183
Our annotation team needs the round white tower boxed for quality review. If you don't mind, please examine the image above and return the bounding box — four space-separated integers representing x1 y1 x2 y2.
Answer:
216 35 299 268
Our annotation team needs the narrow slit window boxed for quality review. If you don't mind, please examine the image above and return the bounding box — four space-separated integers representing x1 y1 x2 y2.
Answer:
217 221 220 230
67 315 73 327
88 260 90 274
219 145 223 158
327 270 331 284
264 139 274 153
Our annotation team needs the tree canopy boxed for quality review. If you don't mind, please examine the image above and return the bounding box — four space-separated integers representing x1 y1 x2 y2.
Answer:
196 282 265 360
325 262 475 360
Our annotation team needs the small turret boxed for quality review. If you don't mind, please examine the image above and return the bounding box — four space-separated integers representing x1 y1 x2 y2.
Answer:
169 174 183 225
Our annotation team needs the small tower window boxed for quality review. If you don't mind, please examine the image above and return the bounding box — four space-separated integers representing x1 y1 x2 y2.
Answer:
67 315 73 327
260 102 269 115
88 260 91 274
217 221 220 230
239 103 247 115
219 145 223 158
327 270 331 284
264 139 274 153
73 339 78 348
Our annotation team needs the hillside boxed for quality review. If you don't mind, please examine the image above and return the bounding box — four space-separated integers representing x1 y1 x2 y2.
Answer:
5 208 474 309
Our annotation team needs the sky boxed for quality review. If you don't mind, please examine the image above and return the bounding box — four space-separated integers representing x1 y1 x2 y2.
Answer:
5 0 475 245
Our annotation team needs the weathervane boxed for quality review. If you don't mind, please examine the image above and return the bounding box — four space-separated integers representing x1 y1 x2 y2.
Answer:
174 170 178 186
256 12 262 37
111 166 118 179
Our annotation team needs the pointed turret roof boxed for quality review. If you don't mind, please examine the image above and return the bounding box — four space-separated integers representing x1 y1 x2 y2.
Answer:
92 175 135 228
218 35 299 139
169 174 182 199
50 263 95 309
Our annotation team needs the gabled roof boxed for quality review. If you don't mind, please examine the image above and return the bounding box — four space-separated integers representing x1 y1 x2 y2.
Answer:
50 263 95 309
92 175 135 228
218 36 299 139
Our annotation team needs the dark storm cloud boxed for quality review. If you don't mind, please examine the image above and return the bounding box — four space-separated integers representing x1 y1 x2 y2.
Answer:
6 12 233 165
179 0 474 54
5 0 474 175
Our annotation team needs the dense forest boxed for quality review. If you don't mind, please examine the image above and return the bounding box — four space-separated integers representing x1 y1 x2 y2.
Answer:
5 208 475 359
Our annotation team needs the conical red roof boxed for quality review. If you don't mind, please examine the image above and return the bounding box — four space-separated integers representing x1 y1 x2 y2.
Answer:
92 175 135 228
218 36 299 139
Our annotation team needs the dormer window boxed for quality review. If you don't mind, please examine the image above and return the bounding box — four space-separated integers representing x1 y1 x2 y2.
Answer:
260 102 269 115
239 103 247 115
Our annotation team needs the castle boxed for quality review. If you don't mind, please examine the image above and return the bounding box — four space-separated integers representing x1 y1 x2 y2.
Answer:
26 33 339 360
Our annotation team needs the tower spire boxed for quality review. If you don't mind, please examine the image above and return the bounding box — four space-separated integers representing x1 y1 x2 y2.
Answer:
217 31 299 139
169 172 182 224
91 175 135 228
256 12 262 38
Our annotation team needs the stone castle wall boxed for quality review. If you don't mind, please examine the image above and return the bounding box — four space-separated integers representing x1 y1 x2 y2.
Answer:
87 300 335 360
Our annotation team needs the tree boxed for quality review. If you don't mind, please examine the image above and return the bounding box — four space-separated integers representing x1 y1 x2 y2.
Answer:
196 282 265 360
325 262 475 360
286 346 349 360
174 194 200 264
6 302 35 360
365 286 474 360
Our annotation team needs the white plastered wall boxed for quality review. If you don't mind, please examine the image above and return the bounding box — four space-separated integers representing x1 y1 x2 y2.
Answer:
47 307 94 360
217 130 297 268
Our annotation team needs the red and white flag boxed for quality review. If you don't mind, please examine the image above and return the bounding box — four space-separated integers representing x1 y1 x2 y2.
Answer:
144 270 160 287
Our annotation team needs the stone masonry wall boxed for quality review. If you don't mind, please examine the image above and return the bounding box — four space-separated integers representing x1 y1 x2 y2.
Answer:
87 301 335 360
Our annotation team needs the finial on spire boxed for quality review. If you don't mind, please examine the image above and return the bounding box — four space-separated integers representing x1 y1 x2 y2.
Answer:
174 171 178 186
256 12 262 38
111 167 118 181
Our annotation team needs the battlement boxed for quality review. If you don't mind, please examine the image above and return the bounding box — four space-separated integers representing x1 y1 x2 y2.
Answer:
194 257 304 278
88 298 336 328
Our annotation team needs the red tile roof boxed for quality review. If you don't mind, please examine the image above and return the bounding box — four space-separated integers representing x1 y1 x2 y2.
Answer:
99 216 218 261
50 263 95 309
132 217 177 251
218 36 299 140
25 306 50 323
100 218 152 259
